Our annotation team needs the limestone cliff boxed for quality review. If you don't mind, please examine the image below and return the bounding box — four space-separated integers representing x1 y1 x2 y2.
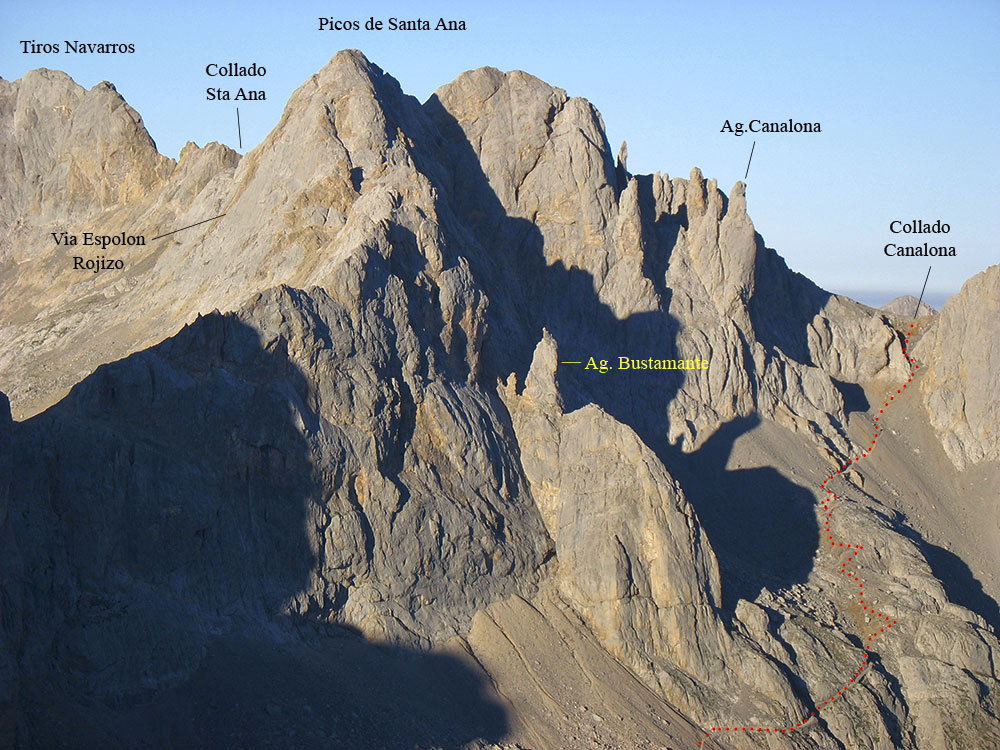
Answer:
1 52 997 750
916 264 1000 469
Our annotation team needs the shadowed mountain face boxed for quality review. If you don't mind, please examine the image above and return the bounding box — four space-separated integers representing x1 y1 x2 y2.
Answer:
1 51 999 749
2 299 514 749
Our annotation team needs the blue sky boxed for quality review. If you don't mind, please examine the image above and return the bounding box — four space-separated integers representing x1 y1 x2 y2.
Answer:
3 0 997 306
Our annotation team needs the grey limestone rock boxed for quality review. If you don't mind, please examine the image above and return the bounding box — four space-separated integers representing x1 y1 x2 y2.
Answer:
1 51 997 749
916 264 1000 469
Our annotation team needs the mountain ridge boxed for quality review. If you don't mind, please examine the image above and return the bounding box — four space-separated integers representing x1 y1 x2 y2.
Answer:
1 50 998 749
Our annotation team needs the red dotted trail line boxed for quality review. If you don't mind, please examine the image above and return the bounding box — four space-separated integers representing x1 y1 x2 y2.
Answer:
698 324 919 745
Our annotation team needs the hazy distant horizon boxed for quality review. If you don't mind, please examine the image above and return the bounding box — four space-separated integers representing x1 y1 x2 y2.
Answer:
835 288 952 312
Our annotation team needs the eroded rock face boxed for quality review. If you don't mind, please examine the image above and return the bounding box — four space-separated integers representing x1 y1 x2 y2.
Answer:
0 69 173 227
6 284 551 692
503 333 725 672
1 52 998 749
917 264 1000 469
425 71 912 456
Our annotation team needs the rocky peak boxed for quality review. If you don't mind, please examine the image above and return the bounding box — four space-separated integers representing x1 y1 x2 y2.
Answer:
0 68 171 228
881 294 937 318
3 55 998 749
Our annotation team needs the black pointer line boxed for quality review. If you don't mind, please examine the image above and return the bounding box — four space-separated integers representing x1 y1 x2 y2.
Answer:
149 213 226 242
744 140 756 180
237 107 242 149
913 265 932 319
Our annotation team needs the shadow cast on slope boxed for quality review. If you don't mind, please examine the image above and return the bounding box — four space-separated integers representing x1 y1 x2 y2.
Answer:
832 378 870 416
21 631 506 750
748 232 832 367
420 93 701 458
6 311 508 750
420 98 818 609
896 522 1000 633
659 415 819 609
421 92 685 409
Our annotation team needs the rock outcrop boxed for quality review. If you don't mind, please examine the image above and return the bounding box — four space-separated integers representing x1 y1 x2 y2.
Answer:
916 264 1000 469
1 52 997 749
